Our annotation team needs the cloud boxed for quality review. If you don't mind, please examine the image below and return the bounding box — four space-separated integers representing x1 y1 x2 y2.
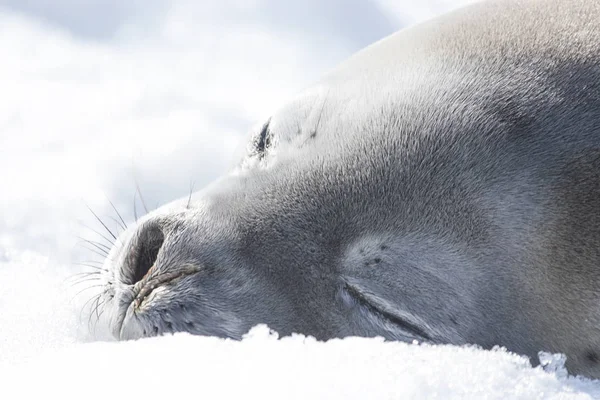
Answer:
0 0 166 40
1 1 398 260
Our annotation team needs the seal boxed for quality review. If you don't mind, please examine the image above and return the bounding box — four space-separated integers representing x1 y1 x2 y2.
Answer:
96 0 600 378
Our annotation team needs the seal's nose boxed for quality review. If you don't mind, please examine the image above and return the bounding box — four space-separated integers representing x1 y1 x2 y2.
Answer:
125 221 165 285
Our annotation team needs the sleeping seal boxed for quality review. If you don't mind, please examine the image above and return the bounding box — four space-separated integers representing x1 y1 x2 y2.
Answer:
97 0 600 378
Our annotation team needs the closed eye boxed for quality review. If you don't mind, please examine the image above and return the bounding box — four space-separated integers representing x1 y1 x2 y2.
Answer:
343 281 433 342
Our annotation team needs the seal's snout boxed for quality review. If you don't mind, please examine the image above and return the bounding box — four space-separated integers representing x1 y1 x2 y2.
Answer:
107 215 206 340
126 221 165 285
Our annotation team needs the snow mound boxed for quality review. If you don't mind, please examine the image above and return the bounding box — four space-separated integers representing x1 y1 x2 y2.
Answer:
1 324 599 399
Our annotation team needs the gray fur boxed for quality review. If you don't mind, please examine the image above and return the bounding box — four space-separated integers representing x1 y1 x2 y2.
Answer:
100 0 600 378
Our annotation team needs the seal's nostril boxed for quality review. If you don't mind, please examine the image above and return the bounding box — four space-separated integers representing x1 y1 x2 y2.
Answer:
129 223 165 284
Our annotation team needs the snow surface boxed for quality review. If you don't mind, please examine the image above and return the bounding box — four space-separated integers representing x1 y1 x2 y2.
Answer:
2 0 600 398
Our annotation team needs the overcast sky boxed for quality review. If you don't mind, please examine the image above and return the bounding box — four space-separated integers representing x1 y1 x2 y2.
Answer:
0 0 476 261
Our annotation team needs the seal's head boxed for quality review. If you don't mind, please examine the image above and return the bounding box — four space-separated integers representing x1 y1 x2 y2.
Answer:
102 99 469 344
97 0 600 379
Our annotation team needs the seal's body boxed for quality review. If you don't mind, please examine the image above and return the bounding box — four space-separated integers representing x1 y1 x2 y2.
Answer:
100 0 600 377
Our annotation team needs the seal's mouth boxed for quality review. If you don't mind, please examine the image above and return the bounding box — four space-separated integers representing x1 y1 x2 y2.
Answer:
111 263 201 340
132 265 200 310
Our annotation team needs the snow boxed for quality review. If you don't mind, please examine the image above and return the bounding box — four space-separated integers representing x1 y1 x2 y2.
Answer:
2 0 600 398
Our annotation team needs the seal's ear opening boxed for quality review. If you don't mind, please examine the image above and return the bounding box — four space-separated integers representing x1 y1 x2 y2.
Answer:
128 223 165 284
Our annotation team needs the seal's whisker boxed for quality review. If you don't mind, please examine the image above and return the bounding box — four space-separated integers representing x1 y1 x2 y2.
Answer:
94 303 107 333
106 216 127 235
71 284 105 301
133 191 139 222
73 262 107 271
89 240 112 253
88 295 103 331
86 204 118 241
74 199 125 338
64 271 102 283
80 260 105 265
67 271 102 278
107 197 128 231
80 244 109 259
70 277 102 287
79 292 99 315
95 297 105 320
93 297 106 330
186 180 195 209
80 293 101 323
77 220 117 247
76 237 111 253
134 178 149 215
314 89 330 132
